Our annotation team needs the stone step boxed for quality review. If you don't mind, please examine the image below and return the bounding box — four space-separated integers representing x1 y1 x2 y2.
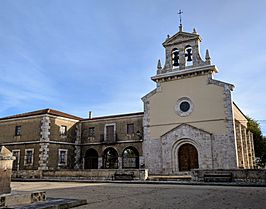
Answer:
2 198 87 209
147 175 192 181
0 191 46 207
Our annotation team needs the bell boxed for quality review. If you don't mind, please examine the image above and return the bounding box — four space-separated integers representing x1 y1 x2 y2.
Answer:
172 51 179 66
186 48 192 62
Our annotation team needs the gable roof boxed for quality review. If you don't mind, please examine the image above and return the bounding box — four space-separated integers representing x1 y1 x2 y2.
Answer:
163 31 201 46
0 108 82 121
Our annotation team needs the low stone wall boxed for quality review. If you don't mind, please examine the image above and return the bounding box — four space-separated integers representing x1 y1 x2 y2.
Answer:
191 169 266 183
12 169 43 179
12 169 148 181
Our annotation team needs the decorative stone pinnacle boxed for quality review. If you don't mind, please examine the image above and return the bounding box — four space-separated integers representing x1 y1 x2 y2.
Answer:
157 59 162 69
193 28 197 34
205 49 211 64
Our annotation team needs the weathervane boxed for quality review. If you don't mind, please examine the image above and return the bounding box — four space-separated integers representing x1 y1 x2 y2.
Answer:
178 10 183 26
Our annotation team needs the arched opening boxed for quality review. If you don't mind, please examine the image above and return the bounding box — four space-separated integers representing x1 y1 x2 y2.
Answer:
84 148 98 169
122 147 139 168
103 147 118 169
185 45 193 66
172 48 179 68
178 143 198 171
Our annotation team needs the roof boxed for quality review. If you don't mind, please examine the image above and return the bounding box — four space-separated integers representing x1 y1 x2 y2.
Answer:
0 108 83 121
233 102 248 120
82 112 144 121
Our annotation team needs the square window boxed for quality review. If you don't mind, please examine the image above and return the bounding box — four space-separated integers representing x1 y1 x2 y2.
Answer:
15 126 21 136
60 125 67 135
127 123 134 135
58 149 68 166
88 127 95 137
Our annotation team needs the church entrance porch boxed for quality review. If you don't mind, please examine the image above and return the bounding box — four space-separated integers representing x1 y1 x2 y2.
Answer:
178 144 199 171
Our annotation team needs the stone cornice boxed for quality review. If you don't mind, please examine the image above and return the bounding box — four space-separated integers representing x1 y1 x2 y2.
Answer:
151 65 218 83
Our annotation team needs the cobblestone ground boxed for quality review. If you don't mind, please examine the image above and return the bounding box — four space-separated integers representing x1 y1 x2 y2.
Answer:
11 182 266 209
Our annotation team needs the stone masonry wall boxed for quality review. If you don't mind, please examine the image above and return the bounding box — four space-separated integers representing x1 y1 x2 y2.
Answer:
161 124 213 174
38 116 50 170
208 78 237 169
143 100 162 174
74 123 82 169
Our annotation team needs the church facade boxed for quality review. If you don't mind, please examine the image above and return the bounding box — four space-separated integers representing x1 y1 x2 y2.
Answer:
0 25 255 175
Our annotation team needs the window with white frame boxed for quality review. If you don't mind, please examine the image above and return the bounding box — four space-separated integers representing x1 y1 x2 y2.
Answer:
60 125 67 135
58 149 68 166
24 149 34 166
12 150 20 170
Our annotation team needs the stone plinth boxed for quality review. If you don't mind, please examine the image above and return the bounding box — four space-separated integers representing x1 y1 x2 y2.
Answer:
0 146 15 195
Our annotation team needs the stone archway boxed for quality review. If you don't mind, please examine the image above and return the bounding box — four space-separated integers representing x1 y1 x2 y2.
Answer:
84 148 98 169
103 147 118 169
122 146 139 168
178 144 199 171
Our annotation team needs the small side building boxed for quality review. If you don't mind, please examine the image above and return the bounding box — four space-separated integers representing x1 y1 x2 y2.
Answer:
0 109 80 171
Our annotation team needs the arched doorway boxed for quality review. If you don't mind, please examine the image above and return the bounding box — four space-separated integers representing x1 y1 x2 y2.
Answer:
84 148 98 169
122 147 139 168
178 144 199 171
103 147 118 169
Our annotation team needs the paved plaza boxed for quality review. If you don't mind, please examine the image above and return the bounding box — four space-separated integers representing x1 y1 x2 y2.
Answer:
11 182 266 209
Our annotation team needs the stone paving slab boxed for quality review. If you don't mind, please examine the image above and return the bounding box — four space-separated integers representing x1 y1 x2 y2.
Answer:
2 198 87 209
0 191 46 207
12 178 266 187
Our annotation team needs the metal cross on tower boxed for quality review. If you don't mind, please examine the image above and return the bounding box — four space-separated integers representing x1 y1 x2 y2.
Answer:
178 10 183 26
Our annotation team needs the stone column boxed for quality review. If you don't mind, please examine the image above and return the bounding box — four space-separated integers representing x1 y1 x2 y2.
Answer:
139 156 145 168
250 133 255 168
0 146 15 195
118 157 122 169
38 116 50 170
241 125 249 168
74 123 82 169
235 121 244 168
98 157 102 169
247 130 252 168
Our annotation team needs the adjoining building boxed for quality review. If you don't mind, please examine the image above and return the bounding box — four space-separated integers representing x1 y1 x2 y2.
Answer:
0 24 255 176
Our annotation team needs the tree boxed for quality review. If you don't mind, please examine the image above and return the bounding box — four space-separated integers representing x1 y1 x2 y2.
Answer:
247 117 266 167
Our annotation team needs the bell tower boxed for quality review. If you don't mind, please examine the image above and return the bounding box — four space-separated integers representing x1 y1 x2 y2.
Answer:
155 25 214 80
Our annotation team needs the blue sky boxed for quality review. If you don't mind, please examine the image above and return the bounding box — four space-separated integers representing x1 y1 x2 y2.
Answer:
0 0 266 135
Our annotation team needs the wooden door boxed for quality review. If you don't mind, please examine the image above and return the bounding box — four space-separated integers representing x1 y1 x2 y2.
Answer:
178 144 199 171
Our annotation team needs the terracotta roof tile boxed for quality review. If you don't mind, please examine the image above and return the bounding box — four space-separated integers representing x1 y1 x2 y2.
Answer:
0 108 82 121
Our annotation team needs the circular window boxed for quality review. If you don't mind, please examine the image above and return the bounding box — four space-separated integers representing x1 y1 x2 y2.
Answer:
180 101 190 112
175 97 193 117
